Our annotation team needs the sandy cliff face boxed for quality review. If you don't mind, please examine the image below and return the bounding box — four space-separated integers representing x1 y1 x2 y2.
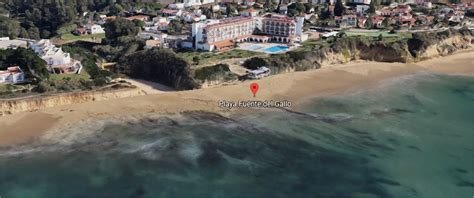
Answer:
420 35 472 59
0 88 145 116
319 30 473 67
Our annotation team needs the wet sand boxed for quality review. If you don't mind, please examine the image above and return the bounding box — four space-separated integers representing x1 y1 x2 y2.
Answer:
0 51 473 146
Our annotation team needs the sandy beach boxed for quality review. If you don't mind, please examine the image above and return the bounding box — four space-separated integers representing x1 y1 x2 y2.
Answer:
0 51 473 146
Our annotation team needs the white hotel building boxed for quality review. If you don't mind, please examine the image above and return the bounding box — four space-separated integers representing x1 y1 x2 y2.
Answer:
190 14 306 51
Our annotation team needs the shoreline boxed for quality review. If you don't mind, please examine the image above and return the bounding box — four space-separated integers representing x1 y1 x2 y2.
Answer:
0 51 473 146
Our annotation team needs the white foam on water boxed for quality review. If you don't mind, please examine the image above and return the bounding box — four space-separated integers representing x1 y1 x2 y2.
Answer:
217 150 256 167
178 138 203 165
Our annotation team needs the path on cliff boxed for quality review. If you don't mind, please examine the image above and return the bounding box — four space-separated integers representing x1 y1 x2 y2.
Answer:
121 78 175 94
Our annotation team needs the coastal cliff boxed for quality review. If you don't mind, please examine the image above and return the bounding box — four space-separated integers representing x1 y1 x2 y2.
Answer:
262 28 472 74
0 88 145 116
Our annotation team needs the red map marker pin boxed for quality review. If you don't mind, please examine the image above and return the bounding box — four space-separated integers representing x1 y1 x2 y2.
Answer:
250 83 259 97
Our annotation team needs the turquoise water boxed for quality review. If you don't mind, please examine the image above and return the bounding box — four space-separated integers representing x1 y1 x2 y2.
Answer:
263 45 289 53
0 73 473 197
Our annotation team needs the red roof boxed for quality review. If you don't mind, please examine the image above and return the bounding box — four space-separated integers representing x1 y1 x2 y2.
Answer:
161 9 179 14
205 17 255 30
126 15 150 21
212 40 234 49
245 8 258 12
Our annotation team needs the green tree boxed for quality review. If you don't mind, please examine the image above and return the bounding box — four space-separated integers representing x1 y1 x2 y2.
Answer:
304 3 314 13
368 0 379 14
0 16 21 38
334 0 345 16
0 48 49 81
382 17 391 29
226 5 237 16
104 18 140 43
133 19 145 29
288 3 306 17
109 4 125 15
119 48 198 90
243 57 268 70
167 19 185 35
264 0 277 12
320 6 331 20
192 56 200 65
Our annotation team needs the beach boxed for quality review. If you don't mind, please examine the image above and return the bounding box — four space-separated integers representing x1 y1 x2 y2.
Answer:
0 51 473 147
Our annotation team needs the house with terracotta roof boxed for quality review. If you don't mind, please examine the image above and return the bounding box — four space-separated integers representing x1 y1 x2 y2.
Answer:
0 66 25 84
393 4 412 16
126 15 150 22
145 40 163 49
373 16 386 28
392 17 416 28
183 12 207 22
357 16 367 28
73 28 88 36
241 8 259 17
160 9 183 17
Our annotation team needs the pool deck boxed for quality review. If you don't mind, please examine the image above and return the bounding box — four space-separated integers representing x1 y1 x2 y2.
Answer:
238 43 298 54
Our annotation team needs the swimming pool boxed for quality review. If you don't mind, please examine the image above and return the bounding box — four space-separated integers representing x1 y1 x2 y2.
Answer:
263 45 290 53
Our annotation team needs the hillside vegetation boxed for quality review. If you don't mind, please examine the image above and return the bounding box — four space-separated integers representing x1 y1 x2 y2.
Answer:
118 48 199 90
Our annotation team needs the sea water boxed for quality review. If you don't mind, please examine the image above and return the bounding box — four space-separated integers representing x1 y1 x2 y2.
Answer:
0 73 473 198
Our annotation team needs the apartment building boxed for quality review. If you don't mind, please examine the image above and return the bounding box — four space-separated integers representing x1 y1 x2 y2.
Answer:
192 17 256 51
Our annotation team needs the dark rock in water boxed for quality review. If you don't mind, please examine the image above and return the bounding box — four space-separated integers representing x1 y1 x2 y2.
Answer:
376 178 401 186
454 168 468 174
197 143 225 168
131 186 146 198
370 108 413 118
404 94 423 106
387 138 400 145
185 111 236 123
369 154 379 159
391 108 414 114
346 128 370 136
456 180 474 187
277 107 353 123
362 141 395 152
407 145 422 151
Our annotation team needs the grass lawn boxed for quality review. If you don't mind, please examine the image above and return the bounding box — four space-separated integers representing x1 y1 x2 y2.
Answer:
0 84 10 92
300 31 413 51
346 31 412 39
178 49 263 65
60 33 105 41
49 72 91 82
299 39 330 51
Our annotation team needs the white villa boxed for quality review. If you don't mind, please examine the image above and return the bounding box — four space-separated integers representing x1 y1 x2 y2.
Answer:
29 40 82 74
0 66 25 84
86 23 105 34
191 14 306 51
183 0 215 7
